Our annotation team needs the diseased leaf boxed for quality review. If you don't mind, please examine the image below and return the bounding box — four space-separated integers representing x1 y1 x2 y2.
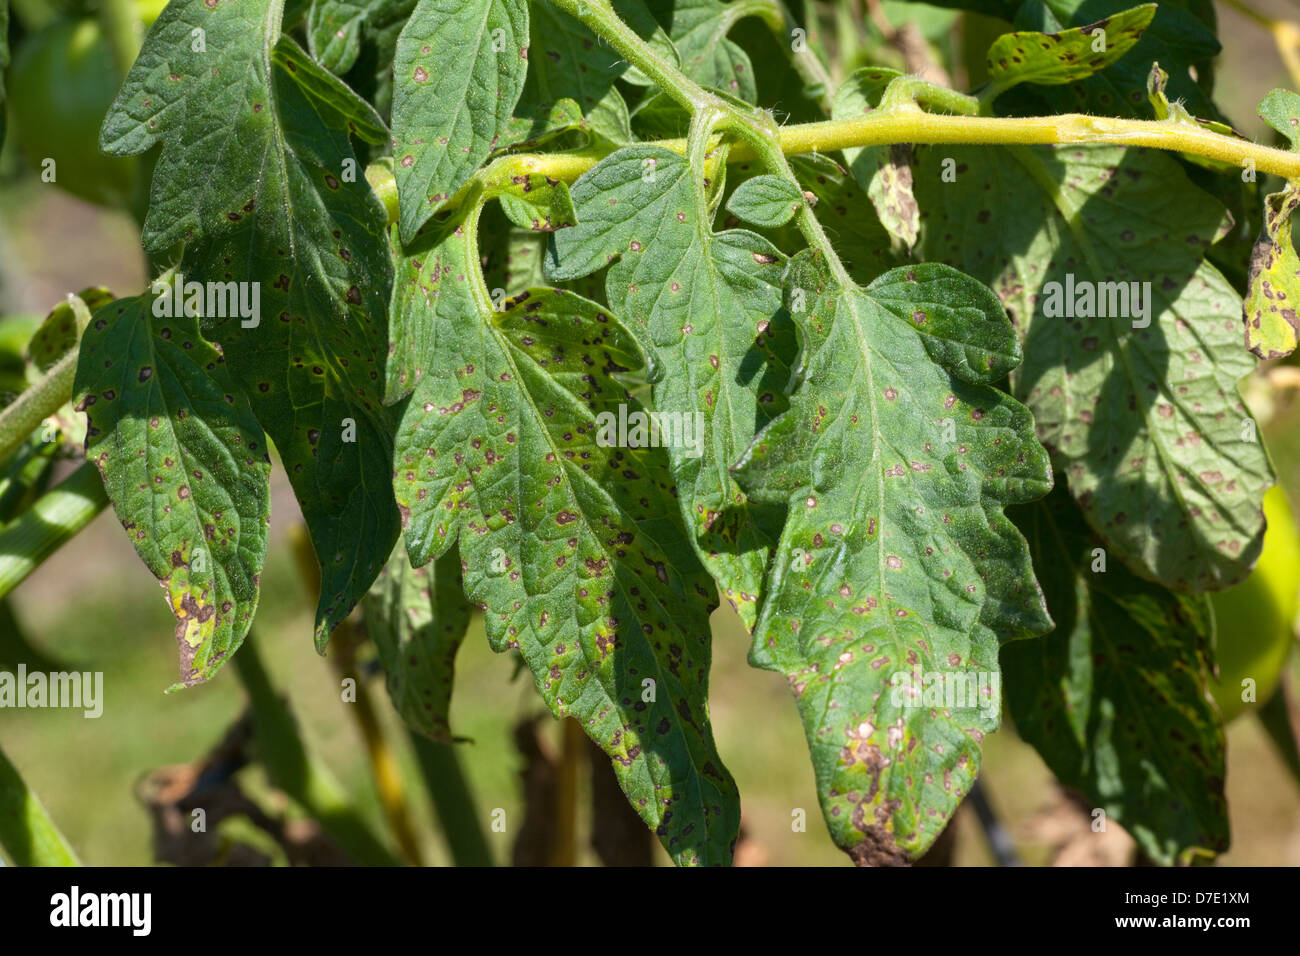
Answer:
392 0 529 241
496 173 578 233
984 4 1155 99
725 173 803 228
916 143 1271 591
733 256 1052 863
74 294 271 687
101 5 401 647
30 287 114 373
548 145 794 629
392 206 741 864
365 542 473 742
1245 90 1300 361
1013 0 1223 121
832 69 926 250
1002 483 1227 865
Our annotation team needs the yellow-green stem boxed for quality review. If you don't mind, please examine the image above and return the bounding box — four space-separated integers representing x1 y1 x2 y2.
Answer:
406 107 1300 227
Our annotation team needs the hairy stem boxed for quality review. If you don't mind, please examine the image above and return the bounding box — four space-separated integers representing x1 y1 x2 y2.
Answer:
0 349 78 467
395 99 1300 230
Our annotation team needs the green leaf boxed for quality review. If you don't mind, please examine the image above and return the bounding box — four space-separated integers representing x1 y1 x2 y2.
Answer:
365 542 472 742
645 0 757 101
101 6 401 648
1259 88 1300 149
724 173 803 227
1002 483 1227 865
732 256 1052 863
511 0 634 145
1245 90 1300 360
391 0 529 242
73 294 271 686
29 287 114 373
548 145 794 629
391 207 741 864
916 143 1271 591
1013 0 1222 120
309 0 370 73
496 172 578 233
984 4 1155 98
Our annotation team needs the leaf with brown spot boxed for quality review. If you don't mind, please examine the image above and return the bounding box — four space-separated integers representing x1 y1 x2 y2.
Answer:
732 255 1051 863
391 0 529 242
392 203 740 865
982 4 1155 101
364 540 472 742
916 143 1272 592
101 9 400 649
73 294 271 687
1003 482 1227 865
1244 89 1300 361
549 145 795 631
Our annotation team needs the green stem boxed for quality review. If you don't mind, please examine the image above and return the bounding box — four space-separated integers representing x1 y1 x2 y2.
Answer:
407 731 494 866
406 104 1300 227
548 0 713 112
0 743 80 866
233 632 404 866
0 349 78 467
0 463 107 601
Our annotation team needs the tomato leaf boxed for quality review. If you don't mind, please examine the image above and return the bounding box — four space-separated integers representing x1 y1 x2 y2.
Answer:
548 145 794 629
391 0 529 242
100 4 400 648
732 256 1052 863
916 143 1271 592
1002 483 1228 865
74 294 271 687
725 173 804 228
983 4 1155 99
645 0 757 101
1245 90 1300 360
391 208 741 864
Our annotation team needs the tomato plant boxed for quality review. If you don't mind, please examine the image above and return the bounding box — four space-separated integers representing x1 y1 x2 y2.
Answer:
1 0 1299 870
